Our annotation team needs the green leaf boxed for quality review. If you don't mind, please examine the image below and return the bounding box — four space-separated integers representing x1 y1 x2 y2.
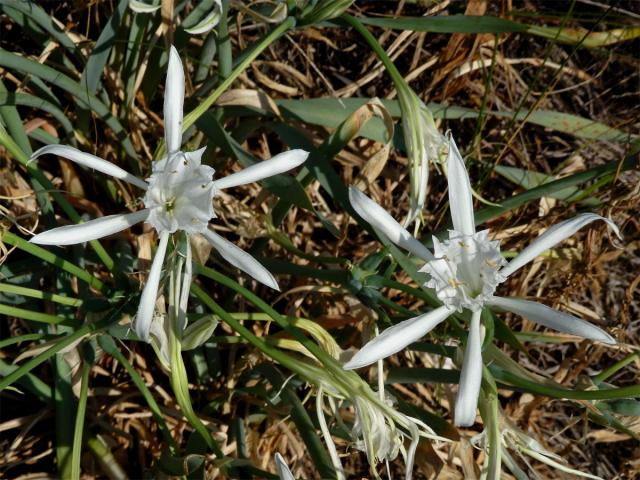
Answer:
353 15 527 34
490 365 640 400
474 152 638 225
494 165 584 200
386 367 459 384
2 232 107 292
0 358 50 402
1 3 84 62
0 283 82 307
182 315 219 351
0 303 72 325
0 48 138 160
0 91 75 139
596 399 640 417
81 0 129 94
0 80 31 155
273 98 633 144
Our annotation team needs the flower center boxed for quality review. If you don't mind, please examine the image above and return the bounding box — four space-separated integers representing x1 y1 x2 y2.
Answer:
165 196 177 212
143 150 216 234
420 230 506 312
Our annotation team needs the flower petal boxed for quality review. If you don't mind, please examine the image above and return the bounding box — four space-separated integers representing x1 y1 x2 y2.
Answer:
212 149 309 190
343 306 452 370
202 229 279 290
348 187 434 262
135 231 170 342
275 453 295 480
500 213 622 278
446 134 475 236
454 309 482 427
30 210 149 246
488 296 616 344
30 145 147 190
164 46 185 153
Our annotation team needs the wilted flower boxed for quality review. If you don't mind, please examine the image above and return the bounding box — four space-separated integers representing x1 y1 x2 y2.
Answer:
399 91 447 225
129 0 222 35
351 394 401 465
29 46 308 344
344 133 619 426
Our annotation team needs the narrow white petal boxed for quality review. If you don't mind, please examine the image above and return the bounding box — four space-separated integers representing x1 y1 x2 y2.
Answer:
30 210 149 246
212 150 309 190
164 46 185 153
454 310 482 427
275 453 295 480
136 231 170 342
446 134 475 236
348 187 434 262
30 144 147 190
343 306 452 370
501 213 622 278
129 0 161 13
488 296 616 344
202 229 279 290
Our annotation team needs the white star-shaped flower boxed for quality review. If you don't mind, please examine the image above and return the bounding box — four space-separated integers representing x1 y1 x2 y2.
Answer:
29 46 308 343
344 133 619 427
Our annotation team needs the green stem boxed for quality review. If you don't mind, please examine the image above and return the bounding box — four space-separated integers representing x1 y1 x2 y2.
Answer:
166 254 224 460
480 369 501 480
191 284 322 381
491 367 640 400
194 264 341 371
592 352 640 385
340 13 406 88
71 359 91 480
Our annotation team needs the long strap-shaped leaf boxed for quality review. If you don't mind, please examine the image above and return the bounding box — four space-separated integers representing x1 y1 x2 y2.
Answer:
0 48 138 160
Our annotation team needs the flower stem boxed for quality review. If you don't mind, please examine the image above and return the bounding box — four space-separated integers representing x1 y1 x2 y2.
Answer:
71 357 91 480
167 252 225 459
592 352 640 385
480 369 502 480
340 14 407 88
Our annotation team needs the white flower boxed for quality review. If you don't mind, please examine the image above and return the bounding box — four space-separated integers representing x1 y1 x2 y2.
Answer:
29 46 308 343
344 133 620 427
129 0 223 35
